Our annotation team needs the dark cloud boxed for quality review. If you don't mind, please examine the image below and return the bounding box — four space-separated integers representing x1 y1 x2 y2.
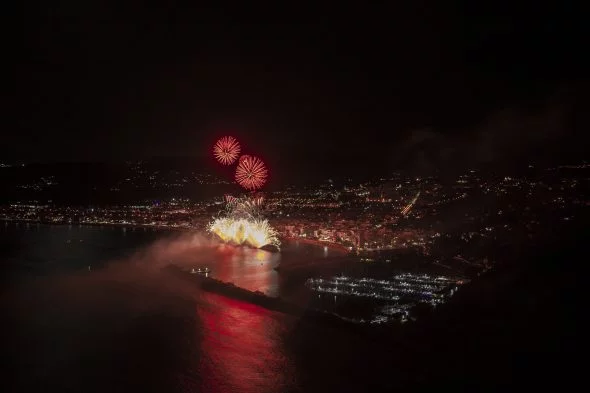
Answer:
395 91 576 173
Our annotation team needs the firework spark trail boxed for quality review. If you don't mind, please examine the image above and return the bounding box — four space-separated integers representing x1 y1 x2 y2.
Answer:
224 194 237 205
220 195 264 222
235 156 268 190
401 191 421 216
213 136 241 165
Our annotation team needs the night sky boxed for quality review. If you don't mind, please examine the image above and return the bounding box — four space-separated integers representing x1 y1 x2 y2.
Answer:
9 2 588 176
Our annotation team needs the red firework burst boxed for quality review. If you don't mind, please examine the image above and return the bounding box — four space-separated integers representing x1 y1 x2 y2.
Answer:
235 156 268 190
213 136 241 165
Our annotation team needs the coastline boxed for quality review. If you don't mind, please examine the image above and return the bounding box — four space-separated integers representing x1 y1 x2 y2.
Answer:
3 218 392 328
3 218 354 253
1 218 197 233
282 236 352 253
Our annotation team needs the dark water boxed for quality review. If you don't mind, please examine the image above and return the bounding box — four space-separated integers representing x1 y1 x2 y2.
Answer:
1 224 387 392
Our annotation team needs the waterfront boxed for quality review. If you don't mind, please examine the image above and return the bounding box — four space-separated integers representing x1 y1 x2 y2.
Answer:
1 205 583 391
0 223 330 286
0 223 385 392
0 222 474 325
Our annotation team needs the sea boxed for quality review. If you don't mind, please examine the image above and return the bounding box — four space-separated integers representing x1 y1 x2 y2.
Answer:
1 223 393 393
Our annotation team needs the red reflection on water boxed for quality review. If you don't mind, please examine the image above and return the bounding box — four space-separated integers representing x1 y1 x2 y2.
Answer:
214 245 234 282
209 246 279 296
195 293 295 393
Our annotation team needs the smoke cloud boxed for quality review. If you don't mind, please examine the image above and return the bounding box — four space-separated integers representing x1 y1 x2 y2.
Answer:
395 95 571 174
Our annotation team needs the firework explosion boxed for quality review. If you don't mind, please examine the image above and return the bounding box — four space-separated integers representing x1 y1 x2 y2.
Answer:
235 155 268 190
208 194 280 249
210 137 278 250
213 136 241 165
208 218 280 249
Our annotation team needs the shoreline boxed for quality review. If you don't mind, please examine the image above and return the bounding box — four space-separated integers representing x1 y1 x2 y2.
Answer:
3 218 393 327
282 236 352 253
3 218 354 253
1 218 199 232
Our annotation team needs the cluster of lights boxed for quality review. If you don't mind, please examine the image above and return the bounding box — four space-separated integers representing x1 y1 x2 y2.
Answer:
305 273 467 323
306 273 461 302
